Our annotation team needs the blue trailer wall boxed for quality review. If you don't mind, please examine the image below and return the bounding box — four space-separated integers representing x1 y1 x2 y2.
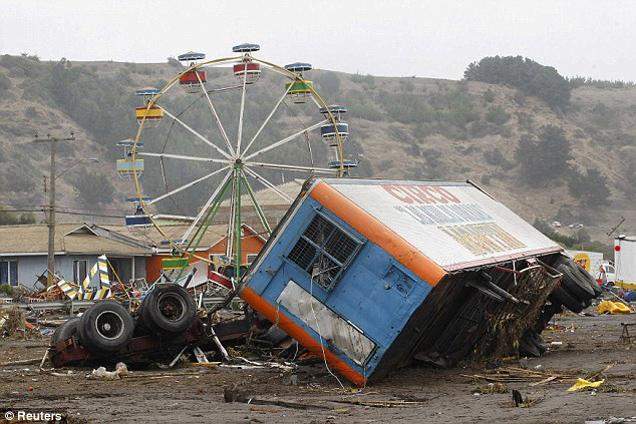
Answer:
244 196 434 377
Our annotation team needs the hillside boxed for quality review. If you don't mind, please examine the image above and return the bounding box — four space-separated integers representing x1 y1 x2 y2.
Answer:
0 53 634 246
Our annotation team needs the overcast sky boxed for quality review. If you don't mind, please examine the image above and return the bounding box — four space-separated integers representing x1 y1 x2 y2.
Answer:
1 0 635 81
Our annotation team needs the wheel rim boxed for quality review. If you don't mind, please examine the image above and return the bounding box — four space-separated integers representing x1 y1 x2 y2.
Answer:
94 311 125 340
157 293 186 322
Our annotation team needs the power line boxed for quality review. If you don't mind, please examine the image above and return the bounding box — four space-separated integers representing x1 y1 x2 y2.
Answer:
0 206 123 219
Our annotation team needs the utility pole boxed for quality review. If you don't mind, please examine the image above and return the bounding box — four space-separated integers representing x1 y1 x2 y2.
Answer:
34 132 75 287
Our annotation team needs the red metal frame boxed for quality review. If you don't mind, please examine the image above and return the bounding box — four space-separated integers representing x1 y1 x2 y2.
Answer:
50 319 206 368
179 70 207 84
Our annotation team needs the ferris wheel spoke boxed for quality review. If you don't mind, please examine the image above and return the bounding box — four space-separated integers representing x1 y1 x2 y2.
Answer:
181 169 234 243
225 171 239 258
242 83 293 157
196 71 236 156
161 106 232 160
243 167 293 203
244 120 327 161
236 66 249 156
147 165 230 206
138 152 229 165
207 84 243 93
240 169 272 235
246 161 335 175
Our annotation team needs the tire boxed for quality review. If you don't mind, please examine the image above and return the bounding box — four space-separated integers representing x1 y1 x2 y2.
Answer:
519 336 541 357
554 256 601 297
140 284 195 335
549 286 585 313
77 301 134 353
52 317 79 344
528 332 547 354
570 264 602 297
536 302 563 330
557 263 594 301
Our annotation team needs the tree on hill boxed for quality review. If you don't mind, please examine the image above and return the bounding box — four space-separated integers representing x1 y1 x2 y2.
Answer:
567 168 610 205
0 207 35 225
516 125 571 184
464 56 570 110
73 169 115 206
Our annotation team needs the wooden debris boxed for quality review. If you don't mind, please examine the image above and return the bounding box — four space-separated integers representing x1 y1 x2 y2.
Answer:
461 366 576 385
331 399 425 408
0 357 42 367
224 384 330 410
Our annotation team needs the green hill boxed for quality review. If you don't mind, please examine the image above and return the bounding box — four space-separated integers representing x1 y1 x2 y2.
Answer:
0 53 634 246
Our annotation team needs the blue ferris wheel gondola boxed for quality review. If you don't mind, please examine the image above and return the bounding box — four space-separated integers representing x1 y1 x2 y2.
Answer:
321 122 349 143
125 214 152 228
284 62 312 73
328 159 358 169
319 105 348 116
135 87 160 97
177 51 206 62
232 43 260 53
125 196 153 203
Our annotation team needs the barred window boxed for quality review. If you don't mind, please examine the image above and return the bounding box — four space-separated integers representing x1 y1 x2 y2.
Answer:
287 214 361 291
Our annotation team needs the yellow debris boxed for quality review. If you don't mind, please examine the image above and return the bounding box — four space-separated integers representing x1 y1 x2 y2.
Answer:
567 378 605 392
597 300 631 315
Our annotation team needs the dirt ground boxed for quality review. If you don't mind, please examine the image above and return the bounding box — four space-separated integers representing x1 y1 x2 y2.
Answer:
1 312 634 424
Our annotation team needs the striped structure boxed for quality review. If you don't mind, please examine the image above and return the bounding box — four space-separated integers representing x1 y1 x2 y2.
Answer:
78 255 112 300
56 279 78 300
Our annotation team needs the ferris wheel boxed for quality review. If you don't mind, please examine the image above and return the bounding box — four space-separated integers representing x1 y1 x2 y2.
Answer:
120 43 356 280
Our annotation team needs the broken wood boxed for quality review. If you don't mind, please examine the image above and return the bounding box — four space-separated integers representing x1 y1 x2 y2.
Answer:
331 399 427 408
223 384 330 410
0 357 42 367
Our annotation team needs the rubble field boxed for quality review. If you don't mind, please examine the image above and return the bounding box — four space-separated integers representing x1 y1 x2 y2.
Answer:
0 313 634 424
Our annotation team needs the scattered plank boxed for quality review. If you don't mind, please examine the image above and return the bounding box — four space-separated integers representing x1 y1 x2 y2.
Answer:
0 358 42 367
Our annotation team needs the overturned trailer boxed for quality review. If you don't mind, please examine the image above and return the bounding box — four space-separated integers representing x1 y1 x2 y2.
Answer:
239 178 587 386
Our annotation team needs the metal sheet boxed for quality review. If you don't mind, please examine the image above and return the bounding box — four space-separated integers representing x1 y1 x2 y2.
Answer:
277 280 375 365
615 237 636 283
321 179 561 271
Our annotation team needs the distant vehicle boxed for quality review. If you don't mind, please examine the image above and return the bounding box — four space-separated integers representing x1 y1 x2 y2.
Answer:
568 223 584 229
614 236 636 290
551 221 562 228
566 250 608 283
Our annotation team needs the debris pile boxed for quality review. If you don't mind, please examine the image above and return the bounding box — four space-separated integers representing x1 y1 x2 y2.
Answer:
238 178 604 385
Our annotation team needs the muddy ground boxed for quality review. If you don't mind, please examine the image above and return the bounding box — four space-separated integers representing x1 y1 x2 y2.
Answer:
1 312 634 424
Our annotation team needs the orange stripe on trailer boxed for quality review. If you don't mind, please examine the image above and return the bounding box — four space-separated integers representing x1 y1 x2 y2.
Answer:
310 181 446 286
239 286 366 386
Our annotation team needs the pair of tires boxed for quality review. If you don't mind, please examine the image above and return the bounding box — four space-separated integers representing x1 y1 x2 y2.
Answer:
51 284 195 355
52 301 135 353
548 257 601 313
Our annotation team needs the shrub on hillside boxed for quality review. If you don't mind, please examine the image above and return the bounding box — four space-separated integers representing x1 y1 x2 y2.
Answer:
0 207 35 225
516 125 571 184
464 56 570 110
482 88 495 103
484 105 510 125
0 73 10 92
73 169 115 205
567 168 610 205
